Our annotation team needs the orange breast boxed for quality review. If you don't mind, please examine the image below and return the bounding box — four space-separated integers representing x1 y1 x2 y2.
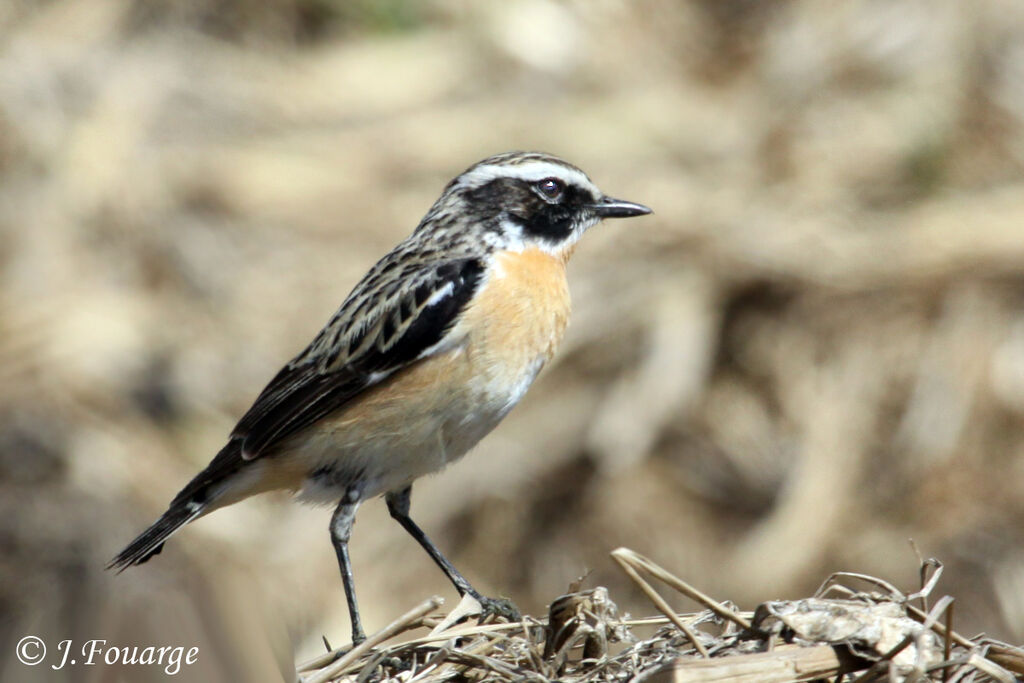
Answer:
459 247 571 382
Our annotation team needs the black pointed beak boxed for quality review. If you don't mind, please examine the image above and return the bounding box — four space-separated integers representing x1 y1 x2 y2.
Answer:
590 196 653 218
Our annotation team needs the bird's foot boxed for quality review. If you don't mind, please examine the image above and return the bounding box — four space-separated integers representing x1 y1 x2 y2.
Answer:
476 595 521 623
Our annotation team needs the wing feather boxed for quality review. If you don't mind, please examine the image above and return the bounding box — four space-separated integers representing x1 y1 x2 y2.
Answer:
232 256 485 459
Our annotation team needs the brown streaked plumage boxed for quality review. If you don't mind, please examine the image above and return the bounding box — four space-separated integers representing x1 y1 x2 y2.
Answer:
109 151 652 644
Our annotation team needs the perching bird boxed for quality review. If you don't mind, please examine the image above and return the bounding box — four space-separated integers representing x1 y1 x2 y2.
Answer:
109 151 652 643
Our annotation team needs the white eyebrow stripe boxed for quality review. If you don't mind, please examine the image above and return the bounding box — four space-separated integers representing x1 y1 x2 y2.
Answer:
459 161 597 195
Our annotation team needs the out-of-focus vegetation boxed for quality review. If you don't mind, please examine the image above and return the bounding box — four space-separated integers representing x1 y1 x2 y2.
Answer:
2 1 1023 679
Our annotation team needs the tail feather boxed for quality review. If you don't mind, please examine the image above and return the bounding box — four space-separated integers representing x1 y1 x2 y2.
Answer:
108 439 247 572
107 503 203 572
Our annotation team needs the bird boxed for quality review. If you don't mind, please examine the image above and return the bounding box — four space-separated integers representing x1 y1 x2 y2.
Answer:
108 151 652 643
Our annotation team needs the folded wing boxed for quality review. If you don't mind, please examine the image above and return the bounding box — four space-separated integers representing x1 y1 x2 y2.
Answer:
233 257 485 460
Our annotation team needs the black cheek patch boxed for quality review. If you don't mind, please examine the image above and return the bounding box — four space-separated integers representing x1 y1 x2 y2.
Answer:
518 183 595 242
466 177 593 243
519 205 574 242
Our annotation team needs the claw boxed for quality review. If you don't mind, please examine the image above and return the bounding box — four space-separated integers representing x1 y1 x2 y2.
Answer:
478 595 521 623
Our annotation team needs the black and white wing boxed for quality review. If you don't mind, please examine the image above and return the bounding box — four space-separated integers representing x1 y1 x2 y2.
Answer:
107 254 486 570
232 255 485 460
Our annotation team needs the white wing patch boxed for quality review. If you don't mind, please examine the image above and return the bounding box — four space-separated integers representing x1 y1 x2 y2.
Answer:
414 334 467 363
424 281 455 307
366 369 396 384
412 278 471 361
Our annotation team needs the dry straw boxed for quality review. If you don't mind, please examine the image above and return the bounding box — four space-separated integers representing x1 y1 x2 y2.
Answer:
297 548 1023 683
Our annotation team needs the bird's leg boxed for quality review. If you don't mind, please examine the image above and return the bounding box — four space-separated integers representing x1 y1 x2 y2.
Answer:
385 486 520 622
330 495 366 645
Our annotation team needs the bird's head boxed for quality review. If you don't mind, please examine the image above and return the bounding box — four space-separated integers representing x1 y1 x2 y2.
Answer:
418 151 652 256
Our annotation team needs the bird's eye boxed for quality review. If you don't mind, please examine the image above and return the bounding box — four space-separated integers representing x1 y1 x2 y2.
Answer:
536 177 563 200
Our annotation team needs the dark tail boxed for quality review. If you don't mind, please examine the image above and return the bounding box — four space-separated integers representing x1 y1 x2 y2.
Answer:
107 503 203 571
108 439 246 572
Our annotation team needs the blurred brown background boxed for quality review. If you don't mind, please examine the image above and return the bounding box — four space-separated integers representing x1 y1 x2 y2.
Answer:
3 0 1024 680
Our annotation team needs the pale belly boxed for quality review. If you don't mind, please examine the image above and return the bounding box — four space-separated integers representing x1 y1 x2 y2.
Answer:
284 345 547 504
